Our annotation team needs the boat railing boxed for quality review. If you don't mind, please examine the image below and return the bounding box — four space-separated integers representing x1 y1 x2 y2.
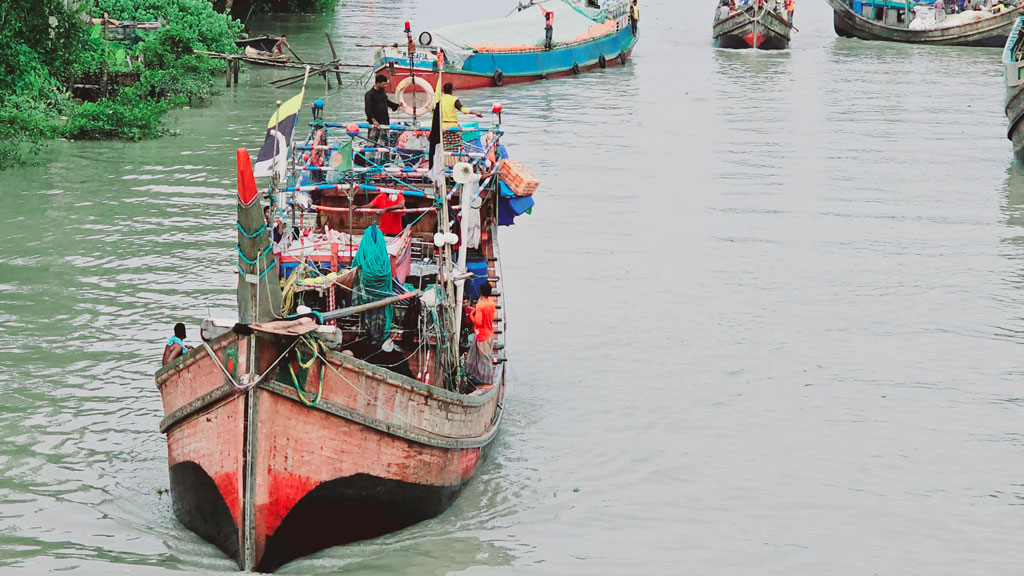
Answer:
292 121 502 190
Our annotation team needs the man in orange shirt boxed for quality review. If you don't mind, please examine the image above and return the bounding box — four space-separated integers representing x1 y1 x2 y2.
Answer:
364 191 405 235
784 0 795 23
465 282 495 385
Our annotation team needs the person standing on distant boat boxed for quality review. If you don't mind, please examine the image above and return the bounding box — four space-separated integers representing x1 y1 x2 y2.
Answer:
365 74 400 148
784 0 795 22
630 0 640 35
540 4 555 50
271 35 290 57
465 282 496 385
716 0 731 20
162 323 193 366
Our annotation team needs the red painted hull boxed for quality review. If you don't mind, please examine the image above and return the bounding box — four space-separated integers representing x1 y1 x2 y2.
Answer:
156 233 507 571
743 33 765 47
378 48 635 92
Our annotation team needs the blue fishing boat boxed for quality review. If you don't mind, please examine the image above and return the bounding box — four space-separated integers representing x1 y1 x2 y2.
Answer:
1003 15 1024 160
374 0 639 91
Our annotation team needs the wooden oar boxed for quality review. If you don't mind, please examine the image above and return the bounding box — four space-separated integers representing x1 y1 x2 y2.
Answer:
287 45 307 63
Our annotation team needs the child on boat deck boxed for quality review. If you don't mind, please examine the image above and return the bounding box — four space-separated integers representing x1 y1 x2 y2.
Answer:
271 36 290 57
162 323 193 366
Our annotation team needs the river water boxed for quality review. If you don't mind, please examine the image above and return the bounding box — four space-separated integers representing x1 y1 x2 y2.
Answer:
2 0 1024 573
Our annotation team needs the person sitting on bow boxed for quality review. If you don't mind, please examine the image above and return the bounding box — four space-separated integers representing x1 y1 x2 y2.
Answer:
162 323 193 365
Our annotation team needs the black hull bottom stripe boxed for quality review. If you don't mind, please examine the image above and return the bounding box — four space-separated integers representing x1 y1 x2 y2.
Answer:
258 473 464 572
714 34 789 50
168 462 241 566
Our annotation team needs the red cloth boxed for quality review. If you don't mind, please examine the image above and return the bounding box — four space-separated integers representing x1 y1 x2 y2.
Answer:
470 297 495 342
369 192 403 235
540 5 554 27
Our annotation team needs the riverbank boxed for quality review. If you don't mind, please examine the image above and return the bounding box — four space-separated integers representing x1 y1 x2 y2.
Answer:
0 0 337 171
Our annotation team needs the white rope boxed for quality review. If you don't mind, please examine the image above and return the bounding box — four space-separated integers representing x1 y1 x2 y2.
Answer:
201 337 299 392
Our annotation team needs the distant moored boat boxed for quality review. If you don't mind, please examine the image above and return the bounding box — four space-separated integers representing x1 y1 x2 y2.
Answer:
374 0 638 91
826 0 1021 46
1004 16 1024 160
713 1 793 50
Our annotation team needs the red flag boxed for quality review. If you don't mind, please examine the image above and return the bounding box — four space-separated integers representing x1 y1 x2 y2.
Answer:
236 148 259 206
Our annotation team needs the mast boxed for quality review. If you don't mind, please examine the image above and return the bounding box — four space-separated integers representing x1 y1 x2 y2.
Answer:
429 50 460 390
405 21 418 125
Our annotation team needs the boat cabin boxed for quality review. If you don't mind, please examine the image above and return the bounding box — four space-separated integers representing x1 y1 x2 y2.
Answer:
852 0 917 25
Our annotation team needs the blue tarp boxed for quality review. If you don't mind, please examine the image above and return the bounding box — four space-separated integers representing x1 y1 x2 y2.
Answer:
497 181 535 226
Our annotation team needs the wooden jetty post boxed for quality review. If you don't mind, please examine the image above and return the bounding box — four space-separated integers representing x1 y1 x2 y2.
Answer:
226 56 235 87
325 33 343 86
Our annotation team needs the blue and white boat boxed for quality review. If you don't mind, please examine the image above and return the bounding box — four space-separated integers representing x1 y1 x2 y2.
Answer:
374 0 639 91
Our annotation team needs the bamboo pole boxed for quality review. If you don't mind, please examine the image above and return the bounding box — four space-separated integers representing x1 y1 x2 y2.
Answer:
193 50 366 70
320 291 421 321
325 33 344 86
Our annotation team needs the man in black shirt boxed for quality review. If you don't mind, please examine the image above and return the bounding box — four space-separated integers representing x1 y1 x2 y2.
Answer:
364 74 400 151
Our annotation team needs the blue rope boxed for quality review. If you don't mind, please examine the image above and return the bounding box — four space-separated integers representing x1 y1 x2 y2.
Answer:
237 243 273 265
237 221 267 239
237 257 278 280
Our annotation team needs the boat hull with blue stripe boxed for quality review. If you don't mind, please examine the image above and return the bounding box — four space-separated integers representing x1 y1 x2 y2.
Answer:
379 25 637 91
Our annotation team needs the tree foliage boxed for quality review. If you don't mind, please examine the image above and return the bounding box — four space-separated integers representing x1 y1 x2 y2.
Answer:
0 0 244 169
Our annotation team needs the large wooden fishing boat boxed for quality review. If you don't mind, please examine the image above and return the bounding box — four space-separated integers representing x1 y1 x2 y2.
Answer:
713 2 793 50
155 94 536 570
374 0 638 91
827 0 1021 47
1004 16 1024 160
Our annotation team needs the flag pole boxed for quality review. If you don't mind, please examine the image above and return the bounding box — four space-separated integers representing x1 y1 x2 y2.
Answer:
405 22 417 125
285 66 311 235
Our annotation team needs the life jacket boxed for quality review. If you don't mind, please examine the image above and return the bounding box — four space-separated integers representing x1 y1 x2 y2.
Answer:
784 0 794 9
